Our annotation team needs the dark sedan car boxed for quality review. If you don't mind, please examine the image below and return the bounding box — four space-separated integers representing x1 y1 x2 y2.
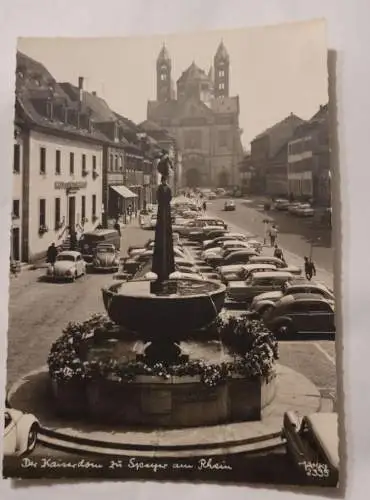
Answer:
264 293 335 338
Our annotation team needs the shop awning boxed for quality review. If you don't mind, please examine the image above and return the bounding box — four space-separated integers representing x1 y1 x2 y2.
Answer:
110 185 138 199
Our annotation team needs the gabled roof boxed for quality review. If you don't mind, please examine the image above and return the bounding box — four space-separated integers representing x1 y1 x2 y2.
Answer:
253 113 305 158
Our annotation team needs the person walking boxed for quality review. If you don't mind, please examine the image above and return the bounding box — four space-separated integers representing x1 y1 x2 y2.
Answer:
304 256 316 281
114 219 121 237
46 242 58 265
269 224 278 247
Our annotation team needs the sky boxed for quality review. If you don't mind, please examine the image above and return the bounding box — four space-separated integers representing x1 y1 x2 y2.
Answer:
17 20 328 149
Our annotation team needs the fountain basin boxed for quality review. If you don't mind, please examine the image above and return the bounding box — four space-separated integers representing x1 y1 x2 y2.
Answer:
52 372 277 427
102 278 226 341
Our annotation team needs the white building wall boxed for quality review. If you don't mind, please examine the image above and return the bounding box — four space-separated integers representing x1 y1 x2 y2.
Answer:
28 130 103 260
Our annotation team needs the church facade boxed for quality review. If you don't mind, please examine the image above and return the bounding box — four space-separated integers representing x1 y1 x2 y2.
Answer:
147 42 243 188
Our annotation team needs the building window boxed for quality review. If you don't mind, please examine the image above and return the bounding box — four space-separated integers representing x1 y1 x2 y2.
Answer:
109 154 114 172
219 70 225 78
161 73 167 81
55 150 61 175
81 195 86 220
92 155 97 171
12 199 20 218
54 197 61 229
39 199 46 227
92 194 96 218
13 144 21 173
218 130 229 147
82 154 86 174
115 155 119 171
40 147 46 174
70 152 74 175
219 83 225 90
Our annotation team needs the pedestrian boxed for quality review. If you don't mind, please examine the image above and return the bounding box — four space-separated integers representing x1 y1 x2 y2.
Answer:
203 201 207 212
304 256 316 281
273 244 285 262
46 242 58 265
269 224 278 247
114 219 121 237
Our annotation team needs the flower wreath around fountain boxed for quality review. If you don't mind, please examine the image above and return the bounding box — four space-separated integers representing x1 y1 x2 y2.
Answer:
48 312 279 388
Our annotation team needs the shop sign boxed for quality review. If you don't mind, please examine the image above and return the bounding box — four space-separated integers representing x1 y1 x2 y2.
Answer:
54 181 87 190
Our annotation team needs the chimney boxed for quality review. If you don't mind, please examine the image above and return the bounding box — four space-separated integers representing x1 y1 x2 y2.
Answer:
92 91 97 96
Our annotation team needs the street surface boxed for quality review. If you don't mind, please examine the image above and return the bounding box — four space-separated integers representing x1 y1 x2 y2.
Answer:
5 203 337 483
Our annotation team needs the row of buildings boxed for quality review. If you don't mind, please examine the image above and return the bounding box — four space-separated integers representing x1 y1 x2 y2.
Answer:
239 104 331 207
12 51 181 264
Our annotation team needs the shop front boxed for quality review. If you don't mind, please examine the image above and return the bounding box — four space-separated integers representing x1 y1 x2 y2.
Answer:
109 185 138 224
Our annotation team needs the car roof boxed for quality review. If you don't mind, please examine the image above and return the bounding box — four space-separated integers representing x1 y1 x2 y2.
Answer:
250 256 282 262
252 271 293 279
242 263 276 270
227 249 257 256
288 282 326 290
280 293 328 303
305 413 339 469
58 251 80 257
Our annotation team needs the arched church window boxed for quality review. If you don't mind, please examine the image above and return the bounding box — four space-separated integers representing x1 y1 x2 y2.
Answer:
160 73 167 81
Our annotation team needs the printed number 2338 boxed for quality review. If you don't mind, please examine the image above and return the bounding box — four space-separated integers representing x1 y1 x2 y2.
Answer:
299 461 330 479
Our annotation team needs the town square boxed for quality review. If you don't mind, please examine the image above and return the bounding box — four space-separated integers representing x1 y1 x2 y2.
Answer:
3 26 338 488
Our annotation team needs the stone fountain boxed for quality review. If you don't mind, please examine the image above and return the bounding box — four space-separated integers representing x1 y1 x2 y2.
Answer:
33 153 279 431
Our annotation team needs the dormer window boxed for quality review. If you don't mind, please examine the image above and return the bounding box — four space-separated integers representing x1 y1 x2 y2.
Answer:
34 79 40 86
17 71 24 79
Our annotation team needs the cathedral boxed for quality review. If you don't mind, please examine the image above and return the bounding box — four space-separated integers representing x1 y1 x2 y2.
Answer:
146 41 244 188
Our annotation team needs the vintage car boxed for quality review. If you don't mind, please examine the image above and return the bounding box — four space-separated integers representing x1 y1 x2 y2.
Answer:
202 240 251 260
207 248 258 268
220 263 277 284
202 233 251 250
264 294 336 337
46 250 86 281
295 203 314 217
274 199 290 211
248 256 302 275
282 411 339 487
224 200 236 211
3 408 39 456
249 280 334 317
92 243 120 272
226 271 294 303
139 209 151 229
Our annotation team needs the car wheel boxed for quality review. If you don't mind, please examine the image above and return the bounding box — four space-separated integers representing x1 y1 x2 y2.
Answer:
25 423 39 454
276 322 293 336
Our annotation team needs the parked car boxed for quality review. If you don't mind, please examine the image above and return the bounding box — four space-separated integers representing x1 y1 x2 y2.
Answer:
207 248 257 267
274 199 290 211
3 408 39 456
227 271 294 303
264 294 336 337
202 240 251 260
224 200 236 211
92 243 120 272
149 214 157 229
203 233 251 250
249 280 335 317
288 202 302 215
296 204 314 217
220 263 277 284
139 209 151 228
282 411 339 487
46 251 86 281
80 229 121 263
248 256 302 275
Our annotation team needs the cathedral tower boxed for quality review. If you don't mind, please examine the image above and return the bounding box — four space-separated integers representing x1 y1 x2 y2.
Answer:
214 41 230 98
156 44 172 102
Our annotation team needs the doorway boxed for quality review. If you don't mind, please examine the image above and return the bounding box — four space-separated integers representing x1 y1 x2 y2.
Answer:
68 196 76 229
12 227 20 261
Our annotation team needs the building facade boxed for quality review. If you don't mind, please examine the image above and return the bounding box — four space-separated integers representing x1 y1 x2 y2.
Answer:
147 42 243 189
287 104 331 207
250 113 304 195
11 125 24 262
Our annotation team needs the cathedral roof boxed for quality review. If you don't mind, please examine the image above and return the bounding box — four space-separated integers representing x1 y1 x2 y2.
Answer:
215 41 229 61
177 61 210 84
